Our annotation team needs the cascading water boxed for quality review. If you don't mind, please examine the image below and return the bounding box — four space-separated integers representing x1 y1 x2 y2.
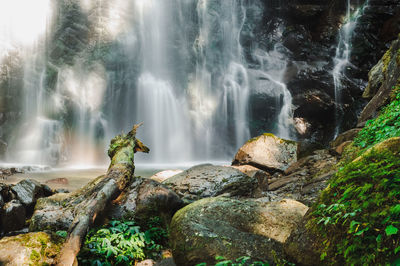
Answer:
253 42 293 139
332 0 369 137
1 0 295 167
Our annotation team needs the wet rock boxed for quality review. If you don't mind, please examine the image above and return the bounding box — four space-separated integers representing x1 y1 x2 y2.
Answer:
1 200 26 232
163 164 259 202
330 128 362 148
29 193 74 232
11 179 44 208
0 232 64 265
0 183 13 202
150 170 183 183
232 134 298 172
170 197 308 265
42 184 53 197
54 188 70 194
334 141 353 155
358 36 400 125
284 213 322 266
268 149 338 206
109 177 184 227
0 194 4 209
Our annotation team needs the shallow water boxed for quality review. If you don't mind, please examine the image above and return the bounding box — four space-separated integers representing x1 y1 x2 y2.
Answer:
1 160 230 192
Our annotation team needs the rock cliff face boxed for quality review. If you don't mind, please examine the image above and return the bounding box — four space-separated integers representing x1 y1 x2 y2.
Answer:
0 0 399 161
253 0 400 142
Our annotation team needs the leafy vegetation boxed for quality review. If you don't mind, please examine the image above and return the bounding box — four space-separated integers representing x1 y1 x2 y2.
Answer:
354 86 400 149
310 87 400 265
196 256 270 266
78 219 166 265
312 149 400 265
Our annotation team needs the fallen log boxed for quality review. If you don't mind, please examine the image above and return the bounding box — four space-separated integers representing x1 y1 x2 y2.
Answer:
56 124 149 266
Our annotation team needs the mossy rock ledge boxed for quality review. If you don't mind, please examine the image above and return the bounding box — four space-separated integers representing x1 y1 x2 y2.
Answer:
285 137 400 265
0 232 64 265
232 133 298 172
169 196 308 265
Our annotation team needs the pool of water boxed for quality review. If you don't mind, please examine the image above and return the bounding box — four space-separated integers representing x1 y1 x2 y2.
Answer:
1 160 230 192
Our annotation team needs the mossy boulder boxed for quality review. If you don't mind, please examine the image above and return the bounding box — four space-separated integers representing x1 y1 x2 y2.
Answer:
108 177 185 228
0 232 64 265
169 197 308 265
285 137 400 265
358 36 400 125
232 133 298 172
163 164 262 202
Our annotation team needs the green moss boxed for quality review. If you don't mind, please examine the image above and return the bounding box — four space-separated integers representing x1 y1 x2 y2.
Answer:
12 232 64 265
246 133 296 145
382 47 392 76
310 144 400 265
353 87 400 150
396 49 400 66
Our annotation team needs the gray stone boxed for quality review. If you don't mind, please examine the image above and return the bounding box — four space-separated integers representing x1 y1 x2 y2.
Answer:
109 177 184 227
163 164 259 202
1 200 26 232
170 197 308 265
11 179 44 207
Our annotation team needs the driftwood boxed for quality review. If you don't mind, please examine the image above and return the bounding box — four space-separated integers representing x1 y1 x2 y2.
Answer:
57 124 149 266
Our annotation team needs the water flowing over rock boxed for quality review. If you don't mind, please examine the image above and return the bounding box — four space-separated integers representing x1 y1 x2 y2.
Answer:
232 133 298 172
162 164 262 202
0 0 399 164
170 197 308 265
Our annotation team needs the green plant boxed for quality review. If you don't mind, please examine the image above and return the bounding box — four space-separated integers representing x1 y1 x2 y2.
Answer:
78 220 164 265
312 148 400 265
196 256 270 266
354 86 400 150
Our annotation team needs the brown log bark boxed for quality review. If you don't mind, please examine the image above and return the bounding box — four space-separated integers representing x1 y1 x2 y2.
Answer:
56 124 148 265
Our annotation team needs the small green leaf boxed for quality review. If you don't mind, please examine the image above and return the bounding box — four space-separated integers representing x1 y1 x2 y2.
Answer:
385 225 399 236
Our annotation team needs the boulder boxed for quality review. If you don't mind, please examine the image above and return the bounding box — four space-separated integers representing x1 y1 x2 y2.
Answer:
109 177 184 227
266 149 338 206
170 197 308 265
29 193 74 232
0 183 12 202
232 134 298 172
358 36 400 125
1 200 26 232
0 232 64 265
284 214 322 266
150 170 183 183
330 128 362 148
162 164 261 202
11 179 44 208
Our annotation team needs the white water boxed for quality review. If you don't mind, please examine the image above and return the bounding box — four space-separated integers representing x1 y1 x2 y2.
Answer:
253 39 294 139
332 0 369 137
1 0 295 167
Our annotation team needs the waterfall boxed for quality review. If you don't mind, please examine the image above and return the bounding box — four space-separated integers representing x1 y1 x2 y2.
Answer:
332 0 369 137
1 0 295 167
